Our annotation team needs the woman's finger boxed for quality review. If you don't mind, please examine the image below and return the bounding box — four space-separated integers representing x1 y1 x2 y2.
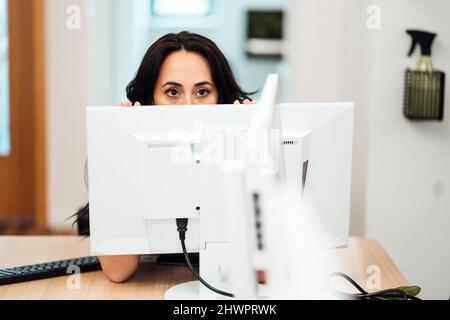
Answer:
118 101 142 107
234 100 240 105
243 99 251 105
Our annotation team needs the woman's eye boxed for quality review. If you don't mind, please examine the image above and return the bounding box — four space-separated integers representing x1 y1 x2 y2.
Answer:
165 89 179 97
197 89 210 97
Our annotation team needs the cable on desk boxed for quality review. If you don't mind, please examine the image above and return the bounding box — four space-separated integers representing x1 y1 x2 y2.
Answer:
328 272 421 300
176 219 421 300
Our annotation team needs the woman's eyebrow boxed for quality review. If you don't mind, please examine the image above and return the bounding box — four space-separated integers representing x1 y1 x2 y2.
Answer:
161 82 182 88
194 81 214 87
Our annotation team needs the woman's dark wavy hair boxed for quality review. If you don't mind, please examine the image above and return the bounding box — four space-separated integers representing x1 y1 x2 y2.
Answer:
127 31 253 104
72 31 254 235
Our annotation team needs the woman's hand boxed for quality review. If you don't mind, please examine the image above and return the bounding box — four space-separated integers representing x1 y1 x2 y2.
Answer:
117 101 142 107
99 255 140 283
234 99 256 105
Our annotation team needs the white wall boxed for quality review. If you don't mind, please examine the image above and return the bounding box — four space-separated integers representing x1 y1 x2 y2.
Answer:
364 0 450 301
46 0 89 229
287 0 450 299
286 0 371 235
46 0 116 228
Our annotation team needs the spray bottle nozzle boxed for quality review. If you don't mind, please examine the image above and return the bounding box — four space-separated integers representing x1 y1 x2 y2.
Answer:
406 30 437 57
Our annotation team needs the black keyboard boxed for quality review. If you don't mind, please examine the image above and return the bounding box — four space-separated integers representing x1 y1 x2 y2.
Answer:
0 256 102 286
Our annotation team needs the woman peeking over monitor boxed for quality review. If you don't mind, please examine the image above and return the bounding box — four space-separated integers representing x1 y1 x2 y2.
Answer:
76 31 255 283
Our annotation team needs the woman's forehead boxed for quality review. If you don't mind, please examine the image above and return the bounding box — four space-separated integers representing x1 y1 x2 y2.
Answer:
158 51 214 84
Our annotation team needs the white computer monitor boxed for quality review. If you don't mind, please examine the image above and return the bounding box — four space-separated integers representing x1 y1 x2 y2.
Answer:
86 103 354 252
86 75 354 299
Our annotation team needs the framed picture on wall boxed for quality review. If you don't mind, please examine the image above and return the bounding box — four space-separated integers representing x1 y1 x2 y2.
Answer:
246 10 284 58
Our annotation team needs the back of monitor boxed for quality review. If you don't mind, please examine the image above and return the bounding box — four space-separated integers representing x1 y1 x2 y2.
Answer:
86 103 354 256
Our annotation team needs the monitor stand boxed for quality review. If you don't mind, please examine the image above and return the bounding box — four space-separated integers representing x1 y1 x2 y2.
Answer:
165 281 269 300
165 281 231 300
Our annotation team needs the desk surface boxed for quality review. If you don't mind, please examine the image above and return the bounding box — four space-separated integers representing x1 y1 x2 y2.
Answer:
0 236 408 300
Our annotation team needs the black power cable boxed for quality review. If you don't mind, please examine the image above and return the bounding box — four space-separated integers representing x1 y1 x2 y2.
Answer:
328 272 421 300
176 219 234 298
176 219 421 300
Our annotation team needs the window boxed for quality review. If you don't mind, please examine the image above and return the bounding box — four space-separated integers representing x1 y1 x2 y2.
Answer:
151 0 212 17
0 0 9 156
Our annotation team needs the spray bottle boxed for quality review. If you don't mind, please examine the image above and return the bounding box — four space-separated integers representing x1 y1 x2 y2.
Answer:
404 30 445 120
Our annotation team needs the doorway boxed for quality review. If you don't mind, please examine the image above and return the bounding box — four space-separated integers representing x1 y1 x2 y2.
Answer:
0 0 46 234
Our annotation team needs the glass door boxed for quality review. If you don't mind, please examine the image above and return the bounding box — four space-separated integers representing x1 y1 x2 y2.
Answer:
0 0 9 156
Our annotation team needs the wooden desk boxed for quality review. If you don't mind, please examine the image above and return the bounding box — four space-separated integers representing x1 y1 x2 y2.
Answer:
0 236 408 300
